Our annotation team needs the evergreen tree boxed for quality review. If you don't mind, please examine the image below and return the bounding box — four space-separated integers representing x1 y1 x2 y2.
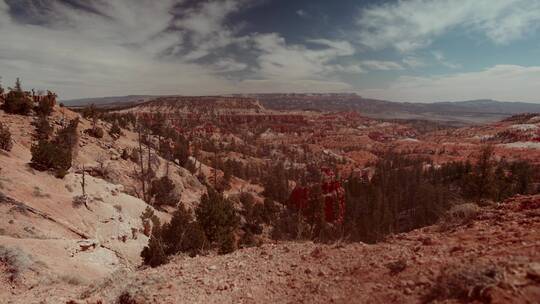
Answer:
3 78 33 115
33 115 53 141
149 176 179 207
262 162 290 203
464 145 496 201
195 188 239 247
35 91 56 116
160 205 207 257
30 118 78 178
140 222 167 268
30 140 72 178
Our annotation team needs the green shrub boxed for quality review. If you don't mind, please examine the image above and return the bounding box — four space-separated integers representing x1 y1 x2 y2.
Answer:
30 140 72 178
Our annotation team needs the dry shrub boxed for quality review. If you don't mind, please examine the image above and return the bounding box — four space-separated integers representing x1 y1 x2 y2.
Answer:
117 292 138 304
59 274 84 285
32 186 51 198
116 291 146 304
424 260 504 303
0 245 32 282
386 258 407 275
0 122 13 151
85 127 104 139
72 195 89 208
438 203 479 231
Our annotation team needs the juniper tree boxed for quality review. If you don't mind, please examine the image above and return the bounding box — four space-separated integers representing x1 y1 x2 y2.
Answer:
3 78 33 115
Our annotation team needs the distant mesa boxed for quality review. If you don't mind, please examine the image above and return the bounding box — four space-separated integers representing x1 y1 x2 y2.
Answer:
63 93 540 125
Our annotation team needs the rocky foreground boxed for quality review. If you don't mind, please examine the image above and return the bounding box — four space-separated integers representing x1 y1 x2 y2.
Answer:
2 195 537 304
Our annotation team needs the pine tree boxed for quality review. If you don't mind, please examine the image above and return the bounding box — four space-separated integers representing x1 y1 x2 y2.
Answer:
3 78 33 115
195 188 239 245
30 118 78 178
140 222 167 268
14 78 22 92
160 205 207 257
35 91 56 116
149 176 179 207
33 115 53 141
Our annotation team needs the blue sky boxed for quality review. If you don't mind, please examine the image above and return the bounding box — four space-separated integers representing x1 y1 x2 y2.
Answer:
0 0 539 102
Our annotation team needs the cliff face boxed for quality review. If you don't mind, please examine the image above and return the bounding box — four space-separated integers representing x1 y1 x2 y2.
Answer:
121 96 266 115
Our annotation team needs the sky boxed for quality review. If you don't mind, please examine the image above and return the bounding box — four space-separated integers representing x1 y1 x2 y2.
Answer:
0 0 539 102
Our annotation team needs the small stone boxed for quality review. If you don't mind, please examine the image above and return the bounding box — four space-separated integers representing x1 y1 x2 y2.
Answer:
526 263 540 282
208 265 218 271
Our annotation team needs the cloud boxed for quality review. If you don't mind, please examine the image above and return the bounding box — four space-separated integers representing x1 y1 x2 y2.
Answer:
175 0 251 60
252 33 356 79
360 60 404 71
357 0 540 52
0 0 209 98
360 65 540 102
235 78 353 94
402 56 426 68
212 58 248 73
0 0 360 98
432 51 461 69
296 9 308 18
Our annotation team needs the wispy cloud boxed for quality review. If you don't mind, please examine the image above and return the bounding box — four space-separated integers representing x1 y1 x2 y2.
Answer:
0 0 357 98
296 9 307 17
402 56 426 68
357 0 540 52
432 51 461 69
360 60 404 71
251 33 356 82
